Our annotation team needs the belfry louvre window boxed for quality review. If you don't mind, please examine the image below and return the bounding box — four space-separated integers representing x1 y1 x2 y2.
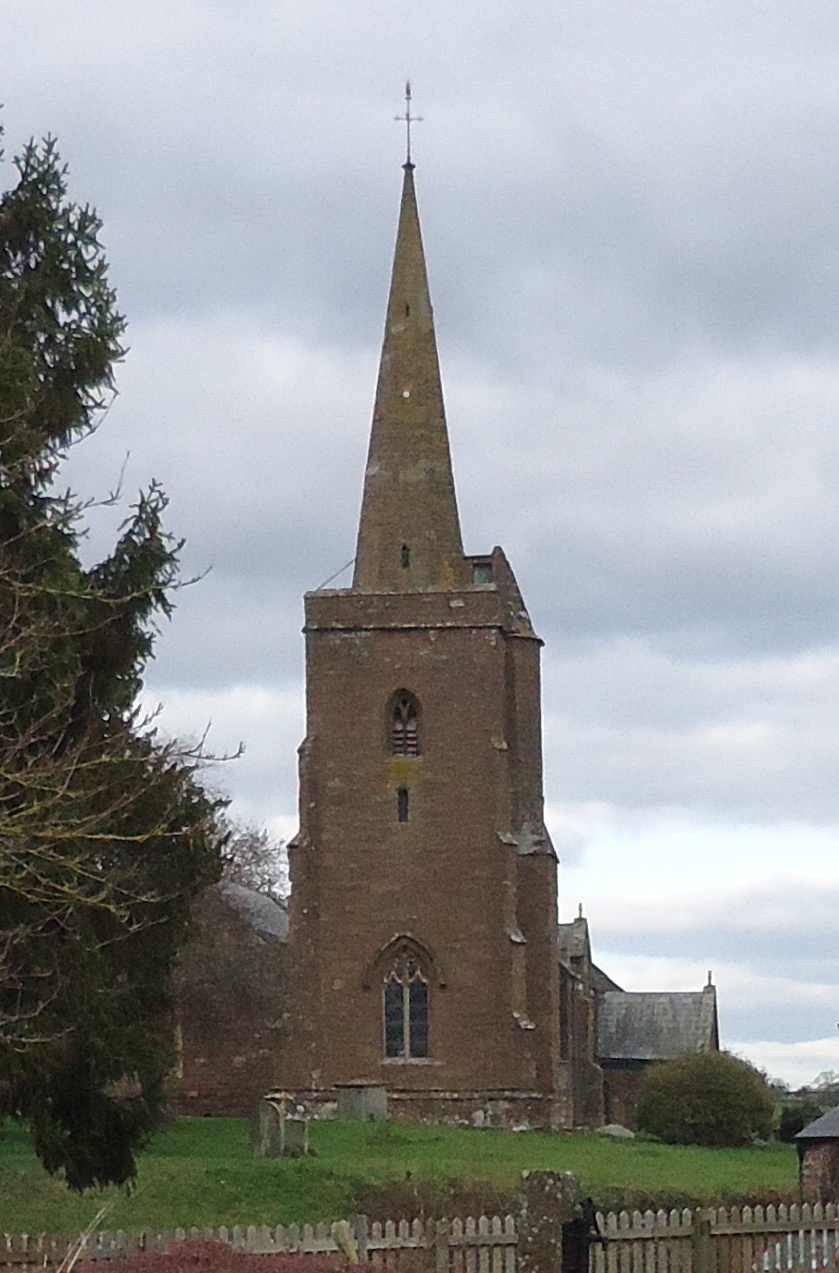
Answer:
383 951 429 1059
391 692 419 755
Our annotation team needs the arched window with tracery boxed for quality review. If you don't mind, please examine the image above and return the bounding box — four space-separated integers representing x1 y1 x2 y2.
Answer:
390 691 420 756
383 947 429 1059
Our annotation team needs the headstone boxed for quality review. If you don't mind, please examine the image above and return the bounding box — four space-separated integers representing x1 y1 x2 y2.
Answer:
253 1097 310 1157
253 1097 283 1157
282 1115 309 1157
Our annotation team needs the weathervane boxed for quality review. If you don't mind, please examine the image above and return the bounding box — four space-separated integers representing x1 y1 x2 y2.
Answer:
395 80 423 166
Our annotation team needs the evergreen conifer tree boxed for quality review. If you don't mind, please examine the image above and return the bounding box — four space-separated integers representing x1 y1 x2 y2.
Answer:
0 133 223 1190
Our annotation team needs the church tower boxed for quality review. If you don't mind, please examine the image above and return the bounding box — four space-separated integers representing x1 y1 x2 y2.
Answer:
283 159 570 1127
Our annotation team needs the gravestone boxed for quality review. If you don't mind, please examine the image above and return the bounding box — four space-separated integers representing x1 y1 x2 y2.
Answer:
282 1115 309 1157
253 1097 310 1157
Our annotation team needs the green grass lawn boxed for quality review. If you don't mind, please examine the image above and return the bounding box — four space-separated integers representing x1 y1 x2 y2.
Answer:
0 1117 799 1238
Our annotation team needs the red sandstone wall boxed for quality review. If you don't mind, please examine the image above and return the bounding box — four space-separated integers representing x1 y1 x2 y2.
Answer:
171 1034 277 1118
602 1065 644 1128
283 584 560 1104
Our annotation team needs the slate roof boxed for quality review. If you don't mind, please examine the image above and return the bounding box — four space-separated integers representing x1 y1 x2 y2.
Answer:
590 963 623 995
795 1106 839 1141
597 986 719 1062
218 881 289 940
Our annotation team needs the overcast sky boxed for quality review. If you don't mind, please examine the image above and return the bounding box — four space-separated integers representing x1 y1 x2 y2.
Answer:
5 0 839 1089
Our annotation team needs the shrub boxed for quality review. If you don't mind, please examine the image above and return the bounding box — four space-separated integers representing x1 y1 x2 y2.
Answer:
77 1241 350 1273
777 1101 825 1143
636 1052 774 1148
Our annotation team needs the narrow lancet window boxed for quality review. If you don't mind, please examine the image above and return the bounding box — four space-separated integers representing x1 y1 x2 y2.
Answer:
391 692 420 755
383 951 429 1059
397 787 409 822
401 544 411 568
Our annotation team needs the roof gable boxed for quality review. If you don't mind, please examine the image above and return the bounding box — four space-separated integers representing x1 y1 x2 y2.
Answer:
795 1106 839 1140
598 987 719 1061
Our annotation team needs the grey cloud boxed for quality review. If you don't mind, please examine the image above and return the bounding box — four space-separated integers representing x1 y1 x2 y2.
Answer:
12 0 839 369
725 1004 832 1048
147 581 303 688
445 354 839 657
603 914 839 973
9 0 839 1080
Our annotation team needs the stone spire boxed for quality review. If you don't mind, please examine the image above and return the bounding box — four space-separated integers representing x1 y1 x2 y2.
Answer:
352 164 469 593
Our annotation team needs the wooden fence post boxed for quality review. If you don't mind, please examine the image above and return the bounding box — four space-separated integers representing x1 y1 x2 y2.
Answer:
353 1216 369 1264
435 1219 450 1273
691 1211 712 1273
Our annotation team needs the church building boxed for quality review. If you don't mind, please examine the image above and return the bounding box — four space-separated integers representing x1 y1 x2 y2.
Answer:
279 155 718 1130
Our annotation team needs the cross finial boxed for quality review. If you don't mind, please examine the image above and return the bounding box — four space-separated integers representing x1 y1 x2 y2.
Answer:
395 80 423 167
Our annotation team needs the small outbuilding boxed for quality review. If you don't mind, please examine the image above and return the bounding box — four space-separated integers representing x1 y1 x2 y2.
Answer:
795 1106 839 1200
597 979 719 1127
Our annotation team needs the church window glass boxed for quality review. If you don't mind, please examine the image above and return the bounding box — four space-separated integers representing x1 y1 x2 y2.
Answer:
383 951 429 1058
401 544 411 568
397 786 409 822
391 692 419 755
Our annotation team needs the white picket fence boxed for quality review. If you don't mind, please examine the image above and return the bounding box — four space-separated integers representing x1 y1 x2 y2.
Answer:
3 1204 839 1273
593 1203 839 1273
0 1216 517 1273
